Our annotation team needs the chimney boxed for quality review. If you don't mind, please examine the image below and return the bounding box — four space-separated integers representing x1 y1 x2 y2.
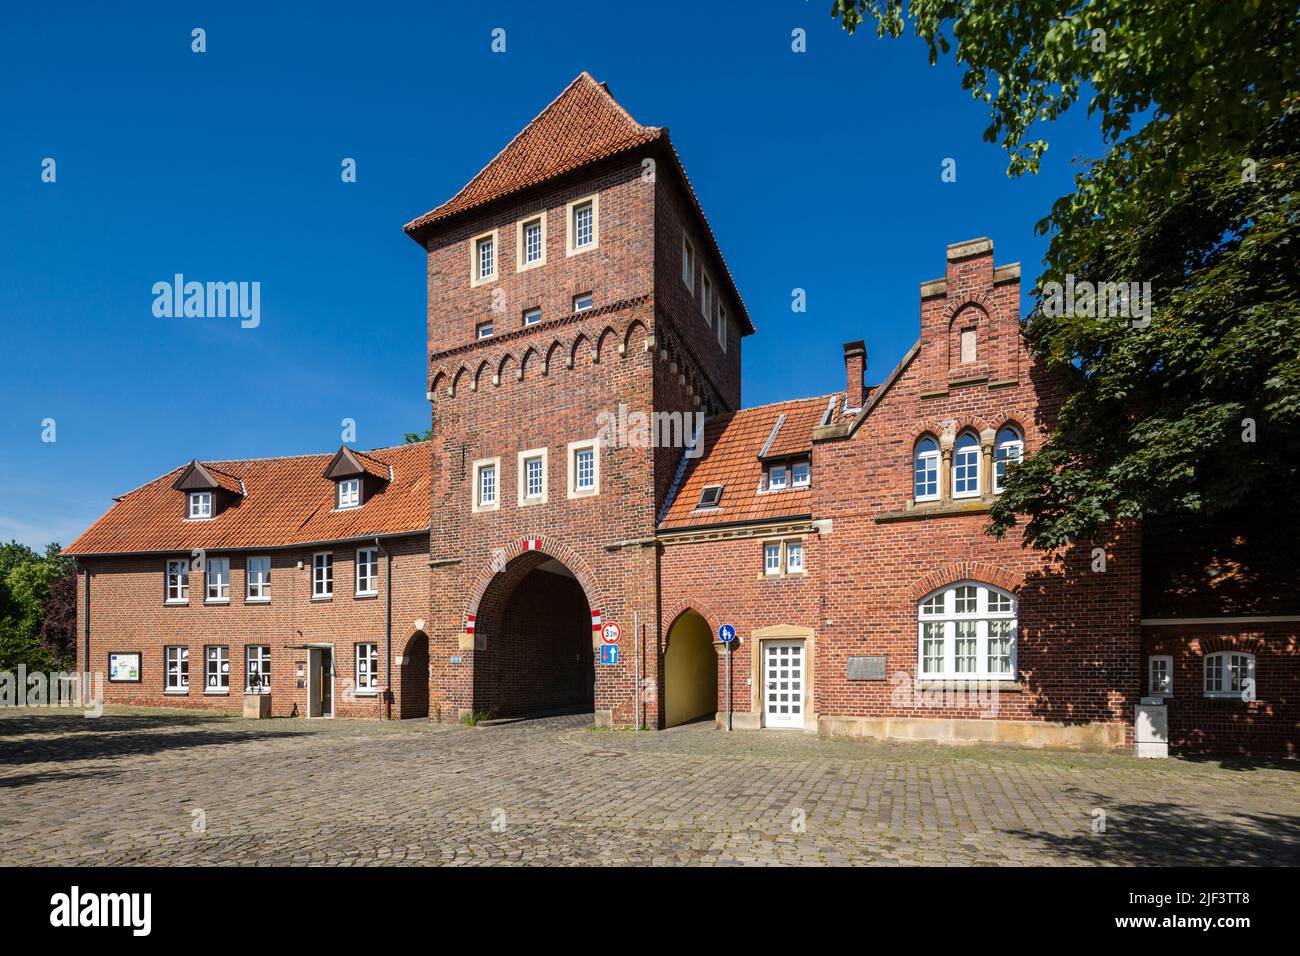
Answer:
843 341 866 410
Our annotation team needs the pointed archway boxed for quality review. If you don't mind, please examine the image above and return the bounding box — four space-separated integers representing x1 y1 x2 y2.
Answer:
399 630 429 719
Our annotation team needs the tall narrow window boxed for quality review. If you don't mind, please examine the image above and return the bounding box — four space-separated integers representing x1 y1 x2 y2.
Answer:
165 646 189 692
1149 655 1173 696
526 457 543 498
204 645 230 693
356 643 380 694
246 556 271 601
573 201 593 249
914 437 939 502
523 218 542 264
476 235 494 280
356 547 378 596
785 540 804 573
165 559 189 603
953 433 980 498
994 426 1024 494
575 449 594 490
567 440 599 498
960 326 977 364
701 274 712 324
764 543 782 576
479 463 496 506
717 304 728 350
245 645 270 694
312 552 333 599
682 236 696 291
205 557 230 603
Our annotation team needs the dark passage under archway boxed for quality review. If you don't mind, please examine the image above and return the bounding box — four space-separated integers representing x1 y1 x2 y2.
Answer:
472 554 594 719
399 631 429 719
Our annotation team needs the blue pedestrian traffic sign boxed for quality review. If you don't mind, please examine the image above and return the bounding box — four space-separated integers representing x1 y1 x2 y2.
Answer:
599 644 619 666
719 624 736 643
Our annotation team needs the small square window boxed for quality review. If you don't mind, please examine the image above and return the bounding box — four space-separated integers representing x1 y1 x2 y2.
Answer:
188 492 212 520
697 485 722 509
767 465 787 490
476 320 494 339
573 293 593 313
791 461 810 487
523 307 542 326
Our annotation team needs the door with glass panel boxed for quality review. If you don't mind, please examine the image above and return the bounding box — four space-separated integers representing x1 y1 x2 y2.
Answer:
763 641 805 728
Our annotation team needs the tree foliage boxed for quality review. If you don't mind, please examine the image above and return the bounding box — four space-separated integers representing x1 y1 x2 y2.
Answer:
0 541 75 671
832 1 1300 548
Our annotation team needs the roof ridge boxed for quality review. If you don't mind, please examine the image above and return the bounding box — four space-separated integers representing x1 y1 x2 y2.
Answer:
728 392 841 416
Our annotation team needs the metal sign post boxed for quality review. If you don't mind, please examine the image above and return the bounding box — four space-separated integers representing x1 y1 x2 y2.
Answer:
719 624 736 732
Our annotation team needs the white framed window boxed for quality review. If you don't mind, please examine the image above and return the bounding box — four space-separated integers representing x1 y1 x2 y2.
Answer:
717 303 728 351
337 478 360 509
312 552 333 599
785 540 804 573
566 195 598 255
356 547 379 596
246 556 271 602
764 543 782 576
916 582 1017 680
205 557 230 603
953 432 981 498
188 492 212 520
470 229 497 285
567 439 599 498
245 645 270 694
165 646 189 693
204 645 230 694
791 461 811 488
994 426 1023 494
767 464 787 491
1204 652 1255 699
700 273 712 324
914 437 940 502
476 320 494 339
356 643 380 694
472 457 500 512
165 559 189 603
573 292 593 313
517 214 546 270
518 448 548 505
682 235 696 292
1149 655 1174 696
523 306 542 326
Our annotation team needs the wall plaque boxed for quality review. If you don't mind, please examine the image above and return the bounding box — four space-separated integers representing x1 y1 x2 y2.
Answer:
846 655 886 681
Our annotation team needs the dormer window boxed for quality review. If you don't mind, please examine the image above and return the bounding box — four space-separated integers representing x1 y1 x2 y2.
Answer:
337 478 361 510
188 492 212 520
791 461 811 488
767 464 787 491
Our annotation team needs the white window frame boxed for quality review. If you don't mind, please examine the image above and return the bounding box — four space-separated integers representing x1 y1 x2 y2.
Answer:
567 439 600 498
245 645 270 694
572 292 593 313
246 556 271 603
336 477 361 510
565 194 599 256
472 457 500 512
523 306 542 326
914 437 941 502
682 235 696 293
516 214 547 271
165 559 189 604
517 447 548 505
766 464 787 491
470 228 498 286
355 547 379 597
355 643 380 696
188 491 213 520
994 427 1024 494
164 646 189 693
953 433 981 499
205 557 230 604
791 460 811 488
476 319 494 339
916 582 1018 681
204 645 230 694
312 552 333 599
785 539 805 574
1148 654 1174 696
763 542 782 576
1203 651 1255 700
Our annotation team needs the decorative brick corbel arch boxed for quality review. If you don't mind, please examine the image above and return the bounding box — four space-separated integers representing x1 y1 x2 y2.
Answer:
943 293 996 329
909 562 1024 601
463 534 606 637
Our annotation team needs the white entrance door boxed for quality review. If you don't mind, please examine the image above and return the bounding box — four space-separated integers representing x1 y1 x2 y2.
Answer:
763 641 804 728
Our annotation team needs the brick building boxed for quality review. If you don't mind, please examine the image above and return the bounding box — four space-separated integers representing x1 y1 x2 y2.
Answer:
66 74 1296 755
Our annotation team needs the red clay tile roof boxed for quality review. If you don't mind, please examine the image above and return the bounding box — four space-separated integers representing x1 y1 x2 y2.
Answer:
65 443 431 556
659 395 838 530
403 72 662 236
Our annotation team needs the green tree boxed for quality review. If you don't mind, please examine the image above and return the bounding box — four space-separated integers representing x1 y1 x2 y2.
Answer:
832 1 1300 549
404 429 431 444
0 541 73 672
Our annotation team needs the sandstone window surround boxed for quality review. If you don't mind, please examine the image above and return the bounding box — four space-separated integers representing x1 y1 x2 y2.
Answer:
470 228 499 287
566 194 599 256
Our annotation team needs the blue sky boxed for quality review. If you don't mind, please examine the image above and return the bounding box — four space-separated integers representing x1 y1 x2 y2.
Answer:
0 1 1102 550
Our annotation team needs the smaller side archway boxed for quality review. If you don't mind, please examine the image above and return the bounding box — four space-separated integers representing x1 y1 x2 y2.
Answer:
399 630 430 719
663 610 719 727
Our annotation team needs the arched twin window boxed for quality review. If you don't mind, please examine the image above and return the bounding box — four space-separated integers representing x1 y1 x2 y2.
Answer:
912 425 1023 502
918 582 1017 680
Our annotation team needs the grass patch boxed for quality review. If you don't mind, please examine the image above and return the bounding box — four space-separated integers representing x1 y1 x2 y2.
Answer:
461 710 493 727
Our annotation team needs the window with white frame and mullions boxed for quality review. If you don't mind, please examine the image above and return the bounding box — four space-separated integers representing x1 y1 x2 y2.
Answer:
245 645 270 694
918 583 1017 680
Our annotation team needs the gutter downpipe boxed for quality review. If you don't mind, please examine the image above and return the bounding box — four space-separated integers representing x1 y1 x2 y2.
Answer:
375 537 393 720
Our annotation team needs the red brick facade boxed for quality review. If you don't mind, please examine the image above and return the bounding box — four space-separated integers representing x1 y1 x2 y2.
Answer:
64 74 1295 756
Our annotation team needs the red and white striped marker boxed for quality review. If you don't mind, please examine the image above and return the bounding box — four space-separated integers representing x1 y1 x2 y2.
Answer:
465 614 476 634
590 609 602 634
522 537 540 551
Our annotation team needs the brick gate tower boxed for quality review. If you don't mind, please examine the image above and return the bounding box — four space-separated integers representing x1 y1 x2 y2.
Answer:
405 73 751 727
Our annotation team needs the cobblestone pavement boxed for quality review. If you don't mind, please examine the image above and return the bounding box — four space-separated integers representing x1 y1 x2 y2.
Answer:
1 707 1296 866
